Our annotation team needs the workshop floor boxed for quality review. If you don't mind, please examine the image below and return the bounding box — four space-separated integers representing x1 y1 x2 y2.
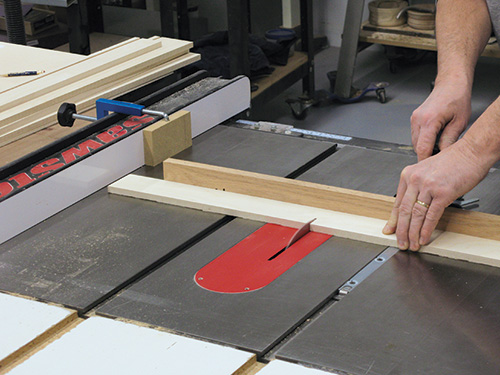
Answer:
250 44 500 146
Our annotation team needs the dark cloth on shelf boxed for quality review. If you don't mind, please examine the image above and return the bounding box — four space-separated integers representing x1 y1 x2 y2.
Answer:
188 31 296 79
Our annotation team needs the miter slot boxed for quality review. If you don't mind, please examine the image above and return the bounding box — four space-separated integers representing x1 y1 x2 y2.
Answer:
336 246 399 300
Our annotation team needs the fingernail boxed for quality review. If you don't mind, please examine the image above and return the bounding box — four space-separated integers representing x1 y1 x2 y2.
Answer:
409 243 420 251
398 241 408 250
382 224 391 234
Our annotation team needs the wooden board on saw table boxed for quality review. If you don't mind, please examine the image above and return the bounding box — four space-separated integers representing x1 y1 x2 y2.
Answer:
108 172 500 268
7 316 256 375
161 159 500 242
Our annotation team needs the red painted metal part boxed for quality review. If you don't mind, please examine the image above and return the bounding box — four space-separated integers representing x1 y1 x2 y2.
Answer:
195 223 332 294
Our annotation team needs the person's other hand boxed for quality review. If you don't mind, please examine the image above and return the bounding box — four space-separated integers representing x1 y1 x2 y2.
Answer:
383 138 489 251
411 81 471 161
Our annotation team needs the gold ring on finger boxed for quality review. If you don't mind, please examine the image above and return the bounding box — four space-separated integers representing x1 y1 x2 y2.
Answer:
415 200 430 209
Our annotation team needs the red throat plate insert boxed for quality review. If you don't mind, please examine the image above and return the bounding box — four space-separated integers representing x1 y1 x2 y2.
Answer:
194 223 331 293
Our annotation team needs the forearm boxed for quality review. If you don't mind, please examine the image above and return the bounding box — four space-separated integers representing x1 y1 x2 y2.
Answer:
461 96 500 171
435 0 491 89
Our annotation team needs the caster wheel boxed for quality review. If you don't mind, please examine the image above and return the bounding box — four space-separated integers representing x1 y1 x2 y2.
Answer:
376 88 387 103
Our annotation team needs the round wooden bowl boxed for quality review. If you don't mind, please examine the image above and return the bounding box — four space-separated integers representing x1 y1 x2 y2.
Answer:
407 3 435 30
369 0 408 27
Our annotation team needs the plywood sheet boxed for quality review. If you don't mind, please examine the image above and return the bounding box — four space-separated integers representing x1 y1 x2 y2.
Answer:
0 292 76 370
0 39 192 126
0 38 163 111
256 361 330 375
8 316 255 374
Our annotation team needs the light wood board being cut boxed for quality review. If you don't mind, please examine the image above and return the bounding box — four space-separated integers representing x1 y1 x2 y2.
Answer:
108 162 500 268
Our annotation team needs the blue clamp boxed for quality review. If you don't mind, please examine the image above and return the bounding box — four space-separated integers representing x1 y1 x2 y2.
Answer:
96 98 144 119
96 98 169 120
57 99 170 128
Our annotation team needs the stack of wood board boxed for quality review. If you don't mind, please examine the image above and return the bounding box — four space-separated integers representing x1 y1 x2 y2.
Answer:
0 37 199 147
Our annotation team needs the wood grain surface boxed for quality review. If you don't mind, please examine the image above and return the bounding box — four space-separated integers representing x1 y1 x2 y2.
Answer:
143 110 192 166
162 159 500 242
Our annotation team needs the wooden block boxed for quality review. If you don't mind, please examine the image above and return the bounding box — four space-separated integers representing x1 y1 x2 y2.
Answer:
107 174 500 268
0 292 79 373
7 316 255 374
143 110 192 166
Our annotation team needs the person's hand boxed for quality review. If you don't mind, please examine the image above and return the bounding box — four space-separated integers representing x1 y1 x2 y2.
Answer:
411 81 471 161
383 138 489 251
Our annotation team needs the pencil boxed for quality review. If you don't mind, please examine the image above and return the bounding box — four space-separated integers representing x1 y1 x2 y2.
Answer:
2 70 45 77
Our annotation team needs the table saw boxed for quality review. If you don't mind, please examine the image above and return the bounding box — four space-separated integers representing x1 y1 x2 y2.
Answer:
1 70 500 375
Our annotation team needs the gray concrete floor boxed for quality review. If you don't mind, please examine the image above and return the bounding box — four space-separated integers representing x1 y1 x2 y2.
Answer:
249 44 500 146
